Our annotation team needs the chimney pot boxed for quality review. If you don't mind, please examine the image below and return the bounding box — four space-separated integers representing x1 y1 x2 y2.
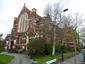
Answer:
14 17 17 20
32 8 37 12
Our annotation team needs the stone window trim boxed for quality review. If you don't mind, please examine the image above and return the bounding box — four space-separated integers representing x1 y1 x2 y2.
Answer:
18 12 29 32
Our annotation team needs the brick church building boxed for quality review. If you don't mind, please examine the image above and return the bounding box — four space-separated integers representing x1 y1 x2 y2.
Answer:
5 4 44 52
5 4 79 52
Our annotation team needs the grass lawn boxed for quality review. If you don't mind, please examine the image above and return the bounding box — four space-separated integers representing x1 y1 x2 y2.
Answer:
0 54 14 64
33 52 74 64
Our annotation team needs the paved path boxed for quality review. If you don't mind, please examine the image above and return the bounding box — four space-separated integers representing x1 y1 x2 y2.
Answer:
1 52 32 64
2 52 85 64
58 54 85 64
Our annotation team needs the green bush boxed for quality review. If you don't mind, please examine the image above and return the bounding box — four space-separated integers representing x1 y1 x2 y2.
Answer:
0 46 3 53
44 44 52 55
63 45 72 52
55 45 72 53
76 45 81 52
27 39 45 57
55 44 61 53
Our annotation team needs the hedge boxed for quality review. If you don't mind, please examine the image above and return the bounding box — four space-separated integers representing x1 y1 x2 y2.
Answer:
27 39 45 57
44 44 52 55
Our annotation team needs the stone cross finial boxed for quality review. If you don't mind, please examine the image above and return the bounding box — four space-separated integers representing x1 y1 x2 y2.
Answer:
24 3 25 6
24 0 26 6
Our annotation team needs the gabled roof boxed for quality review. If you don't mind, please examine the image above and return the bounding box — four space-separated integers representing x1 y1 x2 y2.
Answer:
17 5 31 19
16 4 43 22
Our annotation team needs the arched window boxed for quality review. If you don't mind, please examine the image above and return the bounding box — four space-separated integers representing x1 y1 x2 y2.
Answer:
18 13 28 32
25 13 28 31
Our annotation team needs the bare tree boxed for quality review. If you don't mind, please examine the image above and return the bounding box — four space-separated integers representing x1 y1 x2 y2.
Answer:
44 3 52 18
58 15 72 28
66 13 84 64
79 26 85 47
43 3 62 56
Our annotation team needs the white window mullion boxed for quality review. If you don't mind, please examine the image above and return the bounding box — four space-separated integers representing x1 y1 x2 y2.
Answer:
24 16 26 31
18 21 20 32
22 18 24 32
20 19 23 32
25 19 27 31
26 18 27 31
26 15 28 31
20 18 22 32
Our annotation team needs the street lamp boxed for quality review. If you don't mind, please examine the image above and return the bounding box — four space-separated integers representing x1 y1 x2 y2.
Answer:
63 9 68 12
60 9 69 23
60 9 68 62
52 8 68 56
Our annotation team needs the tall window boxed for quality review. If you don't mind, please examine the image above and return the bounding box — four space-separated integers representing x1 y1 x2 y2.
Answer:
18 13 28 32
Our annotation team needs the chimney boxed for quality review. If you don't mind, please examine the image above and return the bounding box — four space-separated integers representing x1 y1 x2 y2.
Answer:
32 8 37 12
32 8 37 17
14 17 17 21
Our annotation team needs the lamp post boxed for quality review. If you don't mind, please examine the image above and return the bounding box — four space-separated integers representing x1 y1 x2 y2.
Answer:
60 9 68 62
61 43 64 62
60 9 69 23
63 9 68 12
52 8 68 56
61 41 65 62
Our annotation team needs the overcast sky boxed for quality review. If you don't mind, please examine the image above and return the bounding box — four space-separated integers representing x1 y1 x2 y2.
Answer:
0 0 85 38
